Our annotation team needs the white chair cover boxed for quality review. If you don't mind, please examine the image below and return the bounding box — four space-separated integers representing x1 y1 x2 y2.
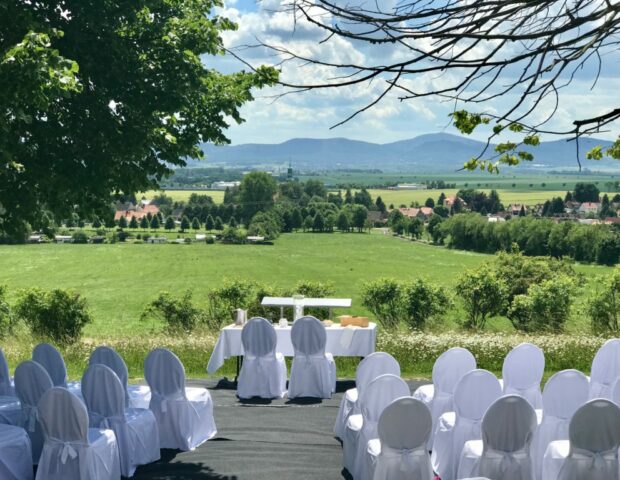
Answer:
334 352 400 439
89 346 151 409
36 387 120 480
365 396 433 480
343 373 410 479
0 423 34 480
0 348 21 427
542 399 620 480
0 348 14 396
14 360 53 463
531 370 589 480
502 343 544 409
237 317 287 399
432 369 502 480
288 316 336 399
82 364 160 477
589 339 620 400
145 348 217 450
32 343 67 388
412 347 476 447
457 395 537 480
612 377 620 405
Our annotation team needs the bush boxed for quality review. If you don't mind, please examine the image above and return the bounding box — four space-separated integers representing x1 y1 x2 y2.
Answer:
361 278 403 330
71 231 89 244
0 285 14 337
292 280 335 319
456 265 507 330
141 290 204 333
205 279 256 329
588 270 620 333
206 236 215 244
401 279 451 330
221 226 247 244
508 275 575 332
15 288 92 344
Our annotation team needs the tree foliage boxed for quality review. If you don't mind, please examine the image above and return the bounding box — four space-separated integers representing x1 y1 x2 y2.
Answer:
0 0 278 238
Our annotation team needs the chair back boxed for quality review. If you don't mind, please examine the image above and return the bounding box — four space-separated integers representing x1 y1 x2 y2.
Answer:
569 399 620 453
432 347 476 395
502 343 544 407
360 374 410 423
81 364 125 427
482 395 537 452
291 316 326 356
454 369 502 421
145 348 186 399
89 346 129 396
242 317 277 358
590 339 620 395
543 370 589 420
378 396 431 450
33 343 67 388
0 347 12 395
611 377 620 406
356 352 400 396
38 387 89 444
14 360 53 431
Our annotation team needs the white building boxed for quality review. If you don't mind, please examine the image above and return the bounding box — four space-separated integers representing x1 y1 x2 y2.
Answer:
211 181 241 190
388 184 428 190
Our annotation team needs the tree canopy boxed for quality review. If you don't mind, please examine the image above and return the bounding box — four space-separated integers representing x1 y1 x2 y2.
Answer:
0 0 277 240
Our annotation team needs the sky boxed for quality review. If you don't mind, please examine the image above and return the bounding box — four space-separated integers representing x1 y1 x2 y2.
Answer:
206 0 619 146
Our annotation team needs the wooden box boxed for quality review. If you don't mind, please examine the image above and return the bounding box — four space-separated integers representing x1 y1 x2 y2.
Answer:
338 315 369 327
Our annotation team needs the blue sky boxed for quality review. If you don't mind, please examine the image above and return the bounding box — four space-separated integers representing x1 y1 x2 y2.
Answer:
207 0 619 146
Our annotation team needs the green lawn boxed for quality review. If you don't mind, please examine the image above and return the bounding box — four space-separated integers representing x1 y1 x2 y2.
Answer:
0 232 609 337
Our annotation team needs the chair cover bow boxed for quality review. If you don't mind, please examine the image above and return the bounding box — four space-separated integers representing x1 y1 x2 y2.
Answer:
382 445 428 473
485 446 529 475
572 447 618 470
59 442 78 464
23 403 38 432
90 412 125 430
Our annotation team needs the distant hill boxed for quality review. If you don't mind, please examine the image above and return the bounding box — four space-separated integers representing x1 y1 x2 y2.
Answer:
194 133 617 172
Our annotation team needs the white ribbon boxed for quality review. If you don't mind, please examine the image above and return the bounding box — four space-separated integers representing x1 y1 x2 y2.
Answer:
571 447 618 470
383 445 428 472
483 446 530 476
59 442 78 464
23 404 38 432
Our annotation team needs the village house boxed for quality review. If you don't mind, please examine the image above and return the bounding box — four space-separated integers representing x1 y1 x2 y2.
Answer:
578 202 601 217
398 207 434 222
114 201 160 222
508 204 528 216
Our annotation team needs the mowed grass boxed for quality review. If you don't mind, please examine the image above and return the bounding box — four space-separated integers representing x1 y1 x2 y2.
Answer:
0 233 609 338
141 189 225 203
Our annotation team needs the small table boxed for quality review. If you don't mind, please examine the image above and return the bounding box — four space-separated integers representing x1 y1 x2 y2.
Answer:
260 296 352 320
206 322 377 375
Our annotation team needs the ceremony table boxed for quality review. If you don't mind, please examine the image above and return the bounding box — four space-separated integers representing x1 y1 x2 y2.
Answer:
207 322 377 375
260 296 352 320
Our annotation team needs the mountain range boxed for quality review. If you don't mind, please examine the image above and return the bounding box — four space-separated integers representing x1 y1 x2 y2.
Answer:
195 132 617 172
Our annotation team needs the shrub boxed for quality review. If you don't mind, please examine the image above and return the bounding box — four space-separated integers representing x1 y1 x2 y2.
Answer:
361 278 402 330
205 278 256 329
141 290 204 333
292 280 335 319
508 275 575 332
71 231 89 244
15 288 92 344
221 226 247 244
401 279 451 330
206 236 215 244
588 270 620 333
456 265 507 330
0 285 14 337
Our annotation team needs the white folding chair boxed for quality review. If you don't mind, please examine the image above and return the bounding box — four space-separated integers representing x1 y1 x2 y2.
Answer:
432 369 502 480
365 396 433 480
457 395 537 480
89 345 151 409
589 339 620 400
237 317 287 399
288 316 336 399
502 343 544 409
531 370 589 480
0 347 21 426
14 360 53 464
334 352 400 439
542 399 620 480
412 347 476 447
0 423 34 480
82 364 160 477
145 348 217 450
32 343 67 388
343 373 410 479
36 387 120 480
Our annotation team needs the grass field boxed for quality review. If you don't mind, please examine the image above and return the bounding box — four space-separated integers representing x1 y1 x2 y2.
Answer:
142 189 225 203
0 233 610 337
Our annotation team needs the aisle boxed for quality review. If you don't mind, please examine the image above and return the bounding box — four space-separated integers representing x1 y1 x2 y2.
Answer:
133 378 426 480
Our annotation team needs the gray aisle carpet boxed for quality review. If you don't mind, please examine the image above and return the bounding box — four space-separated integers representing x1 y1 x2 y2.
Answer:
133 379 427 480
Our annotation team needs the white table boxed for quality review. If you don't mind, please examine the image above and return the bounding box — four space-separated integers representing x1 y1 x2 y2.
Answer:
261 296 352 319
207 322 377 374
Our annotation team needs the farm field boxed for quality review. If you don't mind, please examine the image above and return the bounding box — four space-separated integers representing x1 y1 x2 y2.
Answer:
142 189 225 203
0 232 609 337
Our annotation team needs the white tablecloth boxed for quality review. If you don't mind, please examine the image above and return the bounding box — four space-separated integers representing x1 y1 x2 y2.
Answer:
207 323 377 374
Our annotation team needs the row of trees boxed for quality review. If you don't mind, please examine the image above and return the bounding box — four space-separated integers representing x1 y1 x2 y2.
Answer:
434 214 620 265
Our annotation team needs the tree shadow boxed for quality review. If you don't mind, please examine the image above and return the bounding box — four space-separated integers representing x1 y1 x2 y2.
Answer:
285 397 323 405
237 397 273 405
133 449 239 480
335 380 355 393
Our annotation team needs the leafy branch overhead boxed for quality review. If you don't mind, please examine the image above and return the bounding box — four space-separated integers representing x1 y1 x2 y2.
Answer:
0 0 278 240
